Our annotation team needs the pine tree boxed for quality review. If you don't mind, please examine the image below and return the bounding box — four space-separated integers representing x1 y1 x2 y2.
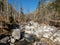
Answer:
9 7 14 23
35 0 40 23
35 0 46 23
20 6 26 23
0 1 4 12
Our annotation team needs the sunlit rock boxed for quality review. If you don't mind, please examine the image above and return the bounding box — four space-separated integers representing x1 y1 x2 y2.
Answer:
12 29 20 40
51 30 60 42
24 21 57 39
10 36 15 44
0 37 9 43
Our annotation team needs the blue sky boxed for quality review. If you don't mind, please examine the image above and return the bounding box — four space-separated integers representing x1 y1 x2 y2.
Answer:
8 0 39 14
8 0 55 14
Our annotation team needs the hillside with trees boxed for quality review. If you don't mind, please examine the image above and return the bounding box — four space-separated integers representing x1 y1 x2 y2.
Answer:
26 0 60 27
0 0 60 45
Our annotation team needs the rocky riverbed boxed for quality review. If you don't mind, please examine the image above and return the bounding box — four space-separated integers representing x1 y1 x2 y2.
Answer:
0 21 60 45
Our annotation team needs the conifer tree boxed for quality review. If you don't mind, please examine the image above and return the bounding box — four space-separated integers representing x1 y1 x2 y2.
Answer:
20 6 26 23
9 7 14 23
0 1 4 12
35 0 46 23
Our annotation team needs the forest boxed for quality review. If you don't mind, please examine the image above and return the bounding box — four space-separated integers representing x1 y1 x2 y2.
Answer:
0 0 60 45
